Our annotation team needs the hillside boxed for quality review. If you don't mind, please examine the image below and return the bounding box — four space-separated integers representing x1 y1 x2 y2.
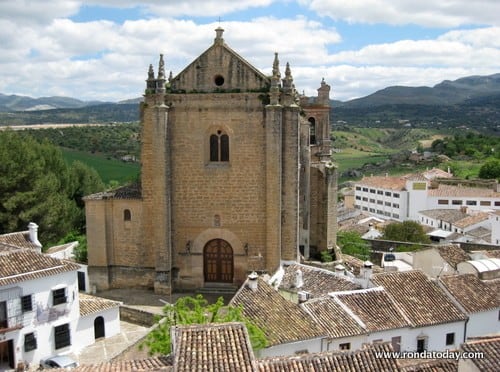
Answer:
341 73 500 108
1 73 499 129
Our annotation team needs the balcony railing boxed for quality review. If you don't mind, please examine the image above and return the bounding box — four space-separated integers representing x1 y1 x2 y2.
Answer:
0 314 23 333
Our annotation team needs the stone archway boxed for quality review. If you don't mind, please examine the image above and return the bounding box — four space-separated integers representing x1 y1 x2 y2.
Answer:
203 239 233 283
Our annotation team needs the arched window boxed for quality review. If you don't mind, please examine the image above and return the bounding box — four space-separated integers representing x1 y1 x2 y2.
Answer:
308 117 316 145
210 131 229 162
123 209 131 221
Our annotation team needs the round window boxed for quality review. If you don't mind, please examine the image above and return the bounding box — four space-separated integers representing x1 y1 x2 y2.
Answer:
214 75 225 86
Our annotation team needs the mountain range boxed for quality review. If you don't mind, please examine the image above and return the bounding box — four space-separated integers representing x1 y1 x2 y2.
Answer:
0 73 499 130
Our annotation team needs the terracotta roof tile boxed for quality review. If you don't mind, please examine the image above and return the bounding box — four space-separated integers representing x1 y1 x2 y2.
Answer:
371 270 467 327
419 209 467 223
279 263 360 298
84 183 141 201
398 359 458 372
454 212 489 229
428 184 500 198
0 250 80 286
461 337 500 372
334 287 411 332
0 231 40 251
257 343 399 372
172 322 255 372
79 293 121 317
439 274 500 313
436 245 470 269
302 296 366 338
230 278 326 346
356 176 407 191
68 356 172 371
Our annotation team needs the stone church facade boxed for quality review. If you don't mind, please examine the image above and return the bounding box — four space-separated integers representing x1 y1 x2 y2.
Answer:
84 28 336 294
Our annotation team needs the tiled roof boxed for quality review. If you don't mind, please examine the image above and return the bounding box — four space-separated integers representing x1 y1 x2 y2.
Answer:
79 293 121 317
428 184 500 198
422 168 453 180
454 212 489 229
436 245 470 269
257 343 399 372
439 274 500 313
230 278 326 346
302 297 366 338
419 209 467 223
398 359 458 372
466 226 491 240
172 322 255 372
340 254 384 276
84 183 142 201
46 241 78 254
356 176 407 191
68 357 172 371
0 250 80 286
279 263 360 298
0 231 40 251
334 287 411 332
481 249 500 259
371 270 467 327
460 337 500 372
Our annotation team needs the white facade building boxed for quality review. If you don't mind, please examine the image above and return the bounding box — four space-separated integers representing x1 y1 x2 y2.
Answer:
0 227 120 370
353 169 500 223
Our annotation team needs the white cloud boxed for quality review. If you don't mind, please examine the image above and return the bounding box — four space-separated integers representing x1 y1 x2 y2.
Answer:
303 0 500 27
0 0 80 24
0 1 498 102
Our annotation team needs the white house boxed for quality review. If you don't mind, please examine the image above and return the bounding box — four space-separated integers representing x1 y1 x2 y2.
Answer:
0 225 120 370
230 275 327 358
439 274 500 339
371 270 467 352
302 287 412 352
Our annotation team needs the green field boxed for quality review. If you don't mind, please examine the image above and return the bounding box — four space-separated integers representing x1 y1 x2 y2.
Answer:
61 148 140 185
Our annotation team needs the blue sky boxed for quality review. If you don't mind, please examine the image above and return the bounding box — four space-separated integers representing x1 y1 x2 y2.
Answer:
0 0 499 102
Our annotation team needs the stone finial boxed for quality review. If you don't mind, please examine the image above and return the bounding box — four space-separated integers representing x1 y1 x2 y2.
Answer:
283 62 293 89
157 54 165 81
148 64 155 80
270 53 281 105
214 27 224 44
272 52 280 79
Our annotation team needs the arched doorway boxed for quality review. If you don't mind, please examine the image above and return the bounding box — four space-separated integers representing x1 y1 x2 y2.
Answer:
203 239 233 283
94 316 105 339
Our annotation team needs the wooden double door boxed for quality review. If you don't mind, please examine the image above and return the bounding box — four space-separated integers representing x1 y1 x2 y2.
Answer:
203 239 233 283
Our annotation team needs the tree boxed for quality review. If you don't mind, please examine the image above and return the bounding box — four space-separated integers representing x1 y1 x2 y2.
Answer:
337 231 371 260
479 159 500 179
0 130 104 244
140 294 267 355
381 220 430 244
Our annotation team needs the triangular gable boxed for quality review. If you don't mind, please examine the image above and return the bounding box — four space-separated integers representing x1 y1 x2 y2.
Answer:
170 30 269 93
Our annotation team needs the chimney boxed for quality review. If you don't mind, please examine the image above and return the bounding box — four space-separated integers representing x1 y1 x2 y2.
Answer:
28 222 42 251
247 271 258 291
334 264 345 277
295 269 304 289
360 260 373 289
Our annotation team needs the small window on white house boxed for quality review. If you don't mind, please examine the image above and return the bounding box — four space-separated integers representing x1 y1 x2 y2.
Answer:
446 332 455 346
339 342 350 350
24 332 37 352
52 288 67 306
54 323 71 349
417 337 427 352
21 295 33 313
